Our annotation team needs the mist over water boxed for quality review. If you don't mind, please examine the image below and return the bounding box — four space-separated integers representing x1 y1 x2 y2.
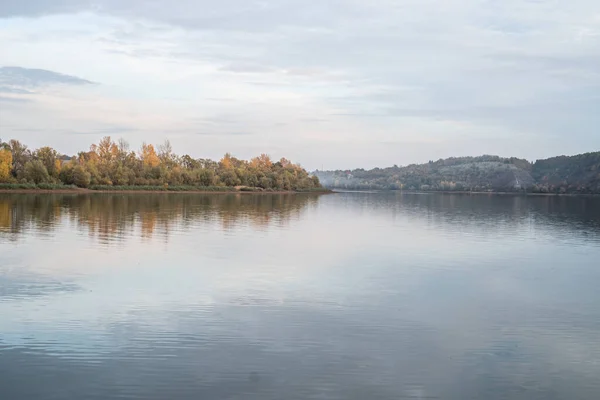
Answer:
2 192 600 400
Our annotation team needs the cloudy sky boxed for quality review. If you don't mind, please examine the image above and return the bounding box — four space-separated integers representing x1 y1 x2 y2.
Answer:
0 0 599 169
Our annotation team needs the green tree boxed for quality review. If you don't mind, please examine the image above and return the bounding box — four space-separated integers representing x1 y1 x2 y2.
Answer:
158 139 175 167
34 146 60 179
73 165 92 188
7 139 31 179
180 155 199 170
259 176 272 189
221 169 241 186
23 160 52 184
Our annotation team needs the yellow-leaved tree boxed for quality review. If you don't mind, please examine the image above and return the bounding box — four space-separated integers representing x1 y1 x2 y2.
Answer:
250 154 272 170
0 149 13 182
140 143 160 168
220 153 233 170
97 136 118 166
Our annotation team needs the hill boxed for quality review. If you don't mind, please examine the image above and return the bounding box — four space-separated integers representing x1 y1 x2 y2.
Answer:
532 152 600 193
315 152 600 194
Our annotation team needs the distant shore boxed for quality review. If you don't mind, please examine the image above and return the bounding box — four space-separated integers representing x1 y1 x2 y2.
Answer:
330 189 600 197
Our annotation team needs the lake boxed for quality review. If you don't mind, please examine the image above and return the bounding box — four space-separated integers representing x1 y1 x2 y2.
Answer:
1 192 600 400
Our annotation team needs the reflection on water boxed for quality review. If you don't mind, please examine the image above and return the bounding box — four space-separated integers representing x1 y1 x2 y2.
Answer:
0 193 318 244
2 192 600 399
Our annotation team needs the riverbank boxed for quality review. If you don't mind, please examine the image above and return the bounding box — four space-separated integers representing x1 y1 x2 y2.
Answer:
0 184 332 195
330 189 600 197
410 190 600 197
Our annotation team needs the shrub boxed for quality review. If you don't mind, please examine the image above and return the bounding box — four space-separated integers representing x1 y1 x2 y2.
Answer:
73 165 92 188
23 160 52 184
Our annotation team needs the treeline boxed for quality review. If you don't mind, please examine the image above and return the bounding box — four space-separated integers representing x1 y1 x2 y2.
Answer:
315 155 534 192
315 152 600 194
532 152 600 193
0 137 322 191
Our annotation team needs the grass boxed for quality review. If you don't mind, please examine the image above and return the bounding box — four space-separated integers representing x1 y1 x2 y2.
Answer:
88 185 238 192
0 182 330 193
0 183 78 190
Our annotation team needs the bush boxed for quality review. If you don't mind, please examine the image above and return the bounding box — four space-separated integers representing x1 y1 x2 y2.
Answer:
0 183 37 190
73 165 91 188
259 177 271 189
23 160 52 184
59 163 75 185
0 183 77 190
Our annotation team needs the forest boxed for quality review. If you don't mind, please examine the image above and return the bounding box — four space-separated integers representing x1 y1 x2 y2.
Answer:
0 137 323 192
315 152 600 194
532 152 600 193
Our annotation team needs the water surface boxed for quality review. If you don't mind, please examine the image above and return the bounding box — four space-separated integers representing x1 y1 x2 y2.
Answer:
1 192 600 399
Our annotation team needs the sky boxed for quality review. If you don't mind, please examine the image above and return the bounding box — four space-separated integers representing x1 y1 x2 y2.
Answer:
0 0 599 170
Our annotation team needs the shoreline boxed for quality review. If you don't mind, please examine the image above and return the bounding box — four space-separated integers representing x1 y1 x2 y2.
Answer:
0 188 332 195
330 189 600 197
3 187 595 196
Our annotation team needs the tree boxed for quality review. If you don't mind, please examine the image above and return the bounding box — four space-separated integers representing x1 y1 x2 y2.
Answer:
23 160 51 184
73 165 92 188
259 176 272 189
140 143 160 168
220 169 241 186
311 176 321 187
59 162 75 185
180 155 199 170
97 136 118 164
279 157 292 168
96 136 118 173
117 138 130 160
0 149 12 182
197 169 216 186
7 139 31 179
34 146 60 179
220 153 234 170
158 139 175 167
251 154 272 170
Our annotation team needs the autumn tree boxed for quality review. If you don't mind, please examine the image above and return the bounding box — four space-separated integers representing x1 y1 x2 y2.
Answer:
251 154 273 170
279 157 292 168
97 137 118 166
140 143 160 168
219 153 234 170
0 149 13 182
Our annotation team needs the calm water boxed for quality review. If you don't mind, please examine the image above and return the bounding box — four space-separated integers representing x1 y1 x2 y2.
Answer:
2 192 600 400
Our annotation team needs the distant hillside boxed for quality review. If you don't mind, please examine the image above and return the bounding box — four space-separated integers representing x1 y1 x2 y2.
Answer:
315 152 600 194
532 152 600 194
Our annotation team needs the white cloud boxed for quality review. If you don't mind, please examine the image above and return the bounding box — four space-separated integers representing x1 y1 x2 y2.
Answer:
1 0 599 168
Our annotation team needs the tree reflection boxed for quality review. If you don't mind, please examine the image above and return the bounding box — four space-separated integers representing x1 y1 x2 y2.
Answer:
0 194 320 243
